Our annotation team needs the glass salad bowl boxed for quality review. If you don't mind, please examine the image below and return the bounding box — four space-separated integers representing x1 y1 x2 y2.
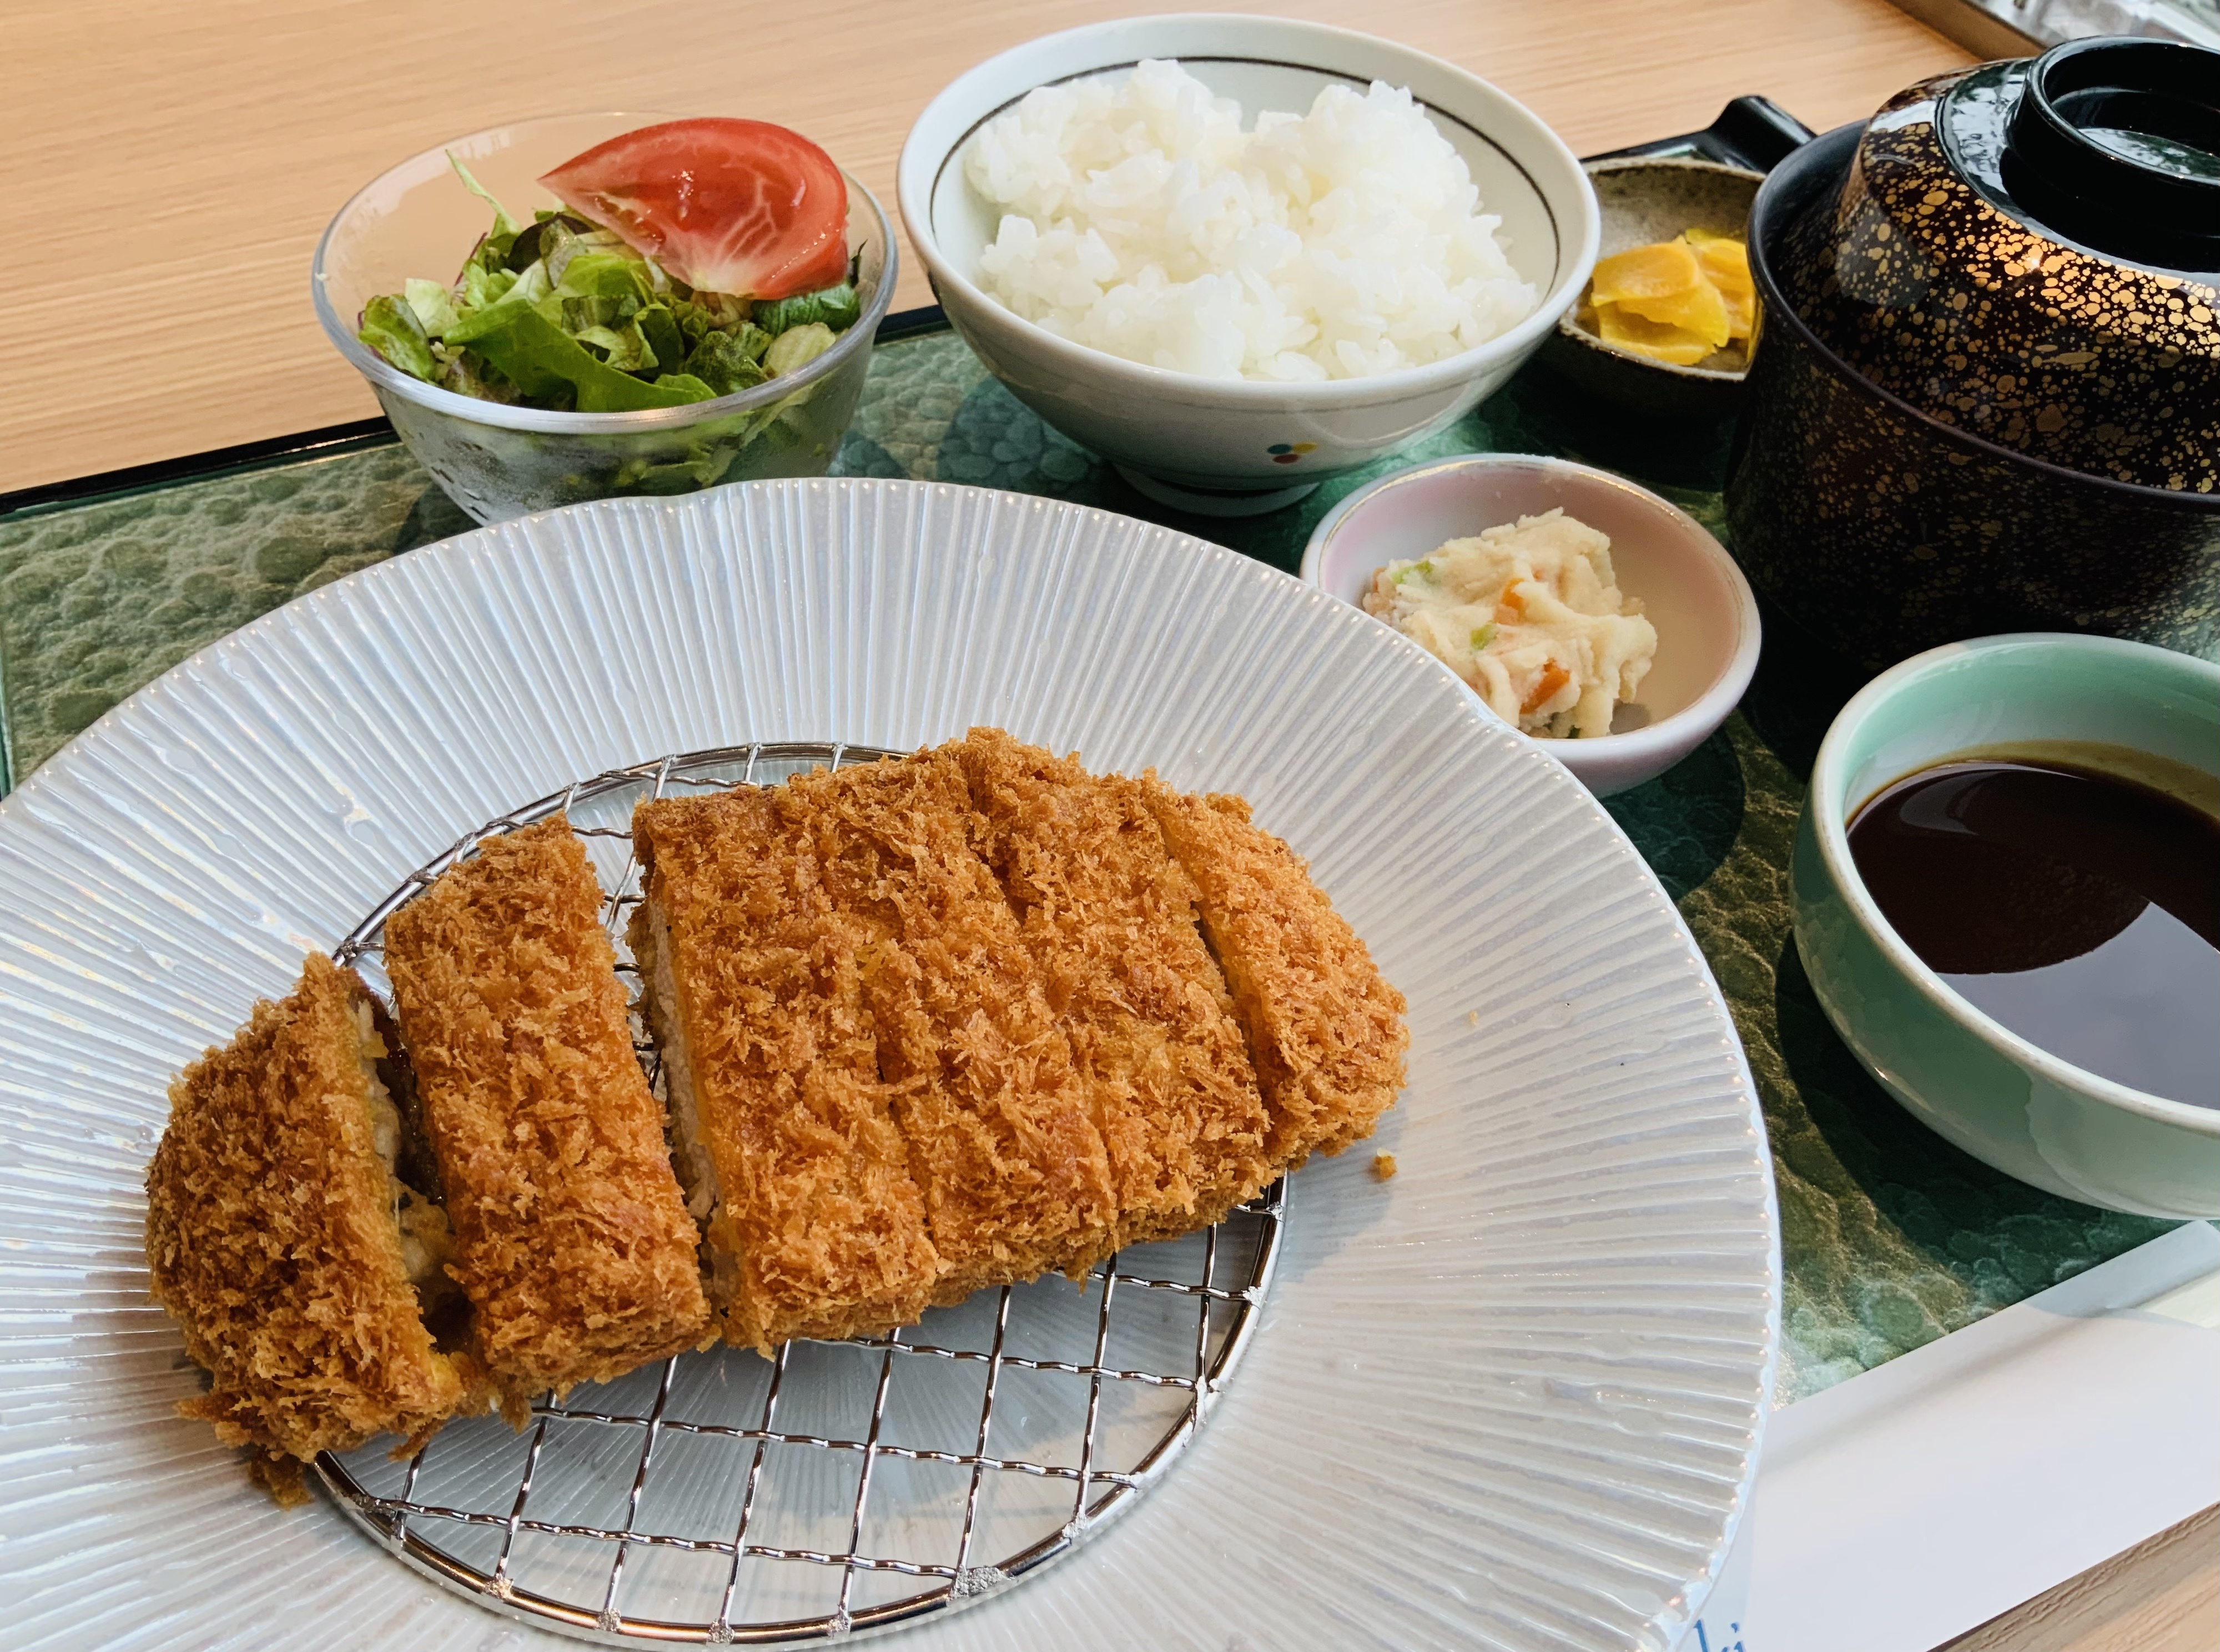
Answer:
314 113 896 524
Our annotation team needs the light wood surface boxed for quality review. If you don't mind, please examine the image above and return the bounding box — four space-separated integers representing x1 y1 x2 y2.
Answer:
2 2 2211 1646
0 0 1972 493
1944 1504 2220 1652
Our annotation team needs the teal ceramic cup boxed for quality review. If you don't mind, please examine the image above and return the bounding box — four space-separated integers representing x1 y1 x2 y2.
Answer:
1793 633 2220 1218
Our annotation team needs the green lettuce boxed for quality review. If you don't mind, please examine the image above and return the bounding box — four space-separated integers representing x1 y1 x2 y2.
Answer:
683 328 771 395
505 260 555 308
449 155 520 269
615 444 742 493
459 262 516 311
403 278 460 337
574 321 657 373
359 294 435 380
636 304 685 375
650 372 718 400
437 349 521 404
764 322 838 377
555 250 651 304
446 303 712 411
752 281 860 335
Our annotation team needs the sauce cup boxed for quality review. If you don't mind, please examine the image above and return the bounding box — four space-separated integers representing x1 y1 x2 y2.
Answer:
1793 633 2220 1217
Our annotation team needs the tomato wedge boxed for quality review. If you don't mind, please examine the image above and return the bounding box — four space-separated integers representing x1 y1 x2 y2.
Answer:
540 119 850 301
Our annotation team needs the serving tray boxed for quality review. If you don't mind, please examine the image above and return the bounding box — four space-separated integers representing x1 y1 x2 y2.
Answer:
0 102 2195 1650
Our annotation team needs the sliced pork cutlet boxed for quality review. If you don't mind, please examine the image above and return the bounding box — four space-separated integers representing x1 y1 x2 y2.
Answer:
954 728 1272 1247
1142 784 1409 1167
384 816 709 1417
782 751 1116 1299
144 952 470 1502
628 785 940 1354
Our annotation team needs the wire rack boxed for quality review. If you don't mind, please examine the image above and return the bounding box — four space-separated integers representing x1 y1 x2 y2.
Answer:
318 744 1285 1646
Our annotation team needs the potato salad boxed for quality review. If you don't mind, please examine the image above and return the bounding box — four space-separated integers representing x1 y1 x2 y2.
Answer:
1363 509 1657 738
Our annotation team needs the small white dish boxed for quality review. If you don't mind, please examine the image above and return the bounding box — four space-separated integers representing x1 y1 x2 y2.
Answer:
898 14 1599 514
1301 453 1761 796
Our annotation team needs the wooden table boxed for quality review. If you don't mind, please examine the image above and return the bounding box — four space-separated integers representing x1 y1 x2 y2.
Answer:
2 0 1966 493
1 2 2211 1645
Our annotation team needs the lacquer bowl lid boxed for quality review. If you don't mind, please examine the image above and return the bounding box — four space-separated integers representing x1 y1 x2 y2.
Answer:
1771 37 2220 493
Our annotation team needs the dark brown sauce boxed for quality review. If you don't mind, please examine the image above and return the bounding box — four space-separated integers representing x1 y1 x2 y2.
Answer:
1848 757 2219 1107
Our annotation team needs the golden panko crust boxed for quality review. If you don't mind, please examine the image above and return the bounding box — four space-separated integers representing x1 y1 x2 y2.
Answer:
144 953 467 1468
785 752 1117 1297
954 729 1273 1250
384 817 709 1412
629 785 942 1354
1141 785 1409 1166
149 739 1411 1463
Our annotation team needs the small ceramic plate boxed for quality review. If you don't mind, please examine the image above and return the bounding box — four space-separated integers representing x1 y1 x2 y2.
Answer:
1302 454 1761 796
0 479 1775 1651
1540 158 1764 421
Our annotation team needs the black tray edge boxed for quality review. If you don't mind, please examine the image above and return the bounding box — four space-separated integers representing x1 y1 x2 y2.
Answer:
1590 94 1816 173
0 305 960 523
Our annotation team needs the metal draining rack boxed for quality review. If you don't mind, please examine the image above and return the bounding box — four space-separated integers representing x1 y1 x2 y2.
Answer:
319 743 1285 1645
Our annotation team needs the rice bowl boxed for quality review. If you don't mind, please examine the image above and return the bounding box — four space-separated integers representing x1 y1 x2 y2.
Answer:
899 15 1599 508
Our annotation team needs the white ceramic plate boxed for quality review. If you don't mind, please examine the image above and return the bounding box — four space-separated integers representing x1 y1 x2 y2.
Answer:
0 479 1777 1651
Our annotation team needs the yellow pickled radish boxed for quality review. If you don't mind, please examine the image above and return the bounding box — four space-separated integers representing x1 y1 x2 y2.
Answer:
1594 301 1715 366
1617 270 1731 348
1690 236 1755 339
1589 239 1704 306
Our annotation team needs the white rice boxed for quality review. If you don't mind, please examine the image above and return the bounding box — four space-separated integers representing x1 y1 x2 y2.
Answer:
963 59 1539 381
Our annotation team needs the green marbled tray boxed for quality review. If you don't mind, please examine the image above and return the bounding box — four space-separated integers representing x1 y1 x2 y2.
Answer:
0 326 2173 1404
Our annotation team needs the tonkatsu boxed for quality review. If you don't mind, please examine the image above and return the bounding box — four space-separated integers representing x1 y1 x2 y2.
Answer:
1141 783 1409 1166
954 729 1274 1246
629 784 943 1354
144 953 470 1503
382 817 711 1418
782 749 1119 1297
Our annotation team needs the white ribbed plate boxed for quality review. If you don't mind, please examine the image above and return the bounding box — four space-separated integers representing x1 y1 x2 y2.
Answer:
0 477 1777 1652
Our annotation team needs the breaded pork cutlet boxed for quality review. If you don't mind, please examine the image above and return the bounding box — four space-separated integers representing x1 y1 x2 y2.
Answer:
1142 785 1409 1166
787 751 1117 1300
628 785 942 1354
954 729 1273 1247
144 953 468 1503
384 817 709 1417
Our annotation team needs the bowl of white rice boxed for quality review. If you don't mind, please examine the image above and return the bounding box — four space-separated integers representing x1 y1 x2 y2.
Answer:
899 15 1599 515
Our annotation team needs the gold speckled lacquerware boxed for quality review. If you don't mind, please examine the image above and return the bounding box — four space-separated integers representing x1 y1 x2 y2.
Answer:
1780 68 2218 494
1730 123 2220 672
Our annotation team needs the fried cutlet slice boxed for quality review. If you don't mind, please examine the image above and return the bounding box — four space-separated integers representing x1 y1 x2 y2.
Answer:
144 953 469 1502
953 729 1272 1247
628 785 942 1355
1142 784 1409 1166
786 751 1116 1299
384 816 709 1416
